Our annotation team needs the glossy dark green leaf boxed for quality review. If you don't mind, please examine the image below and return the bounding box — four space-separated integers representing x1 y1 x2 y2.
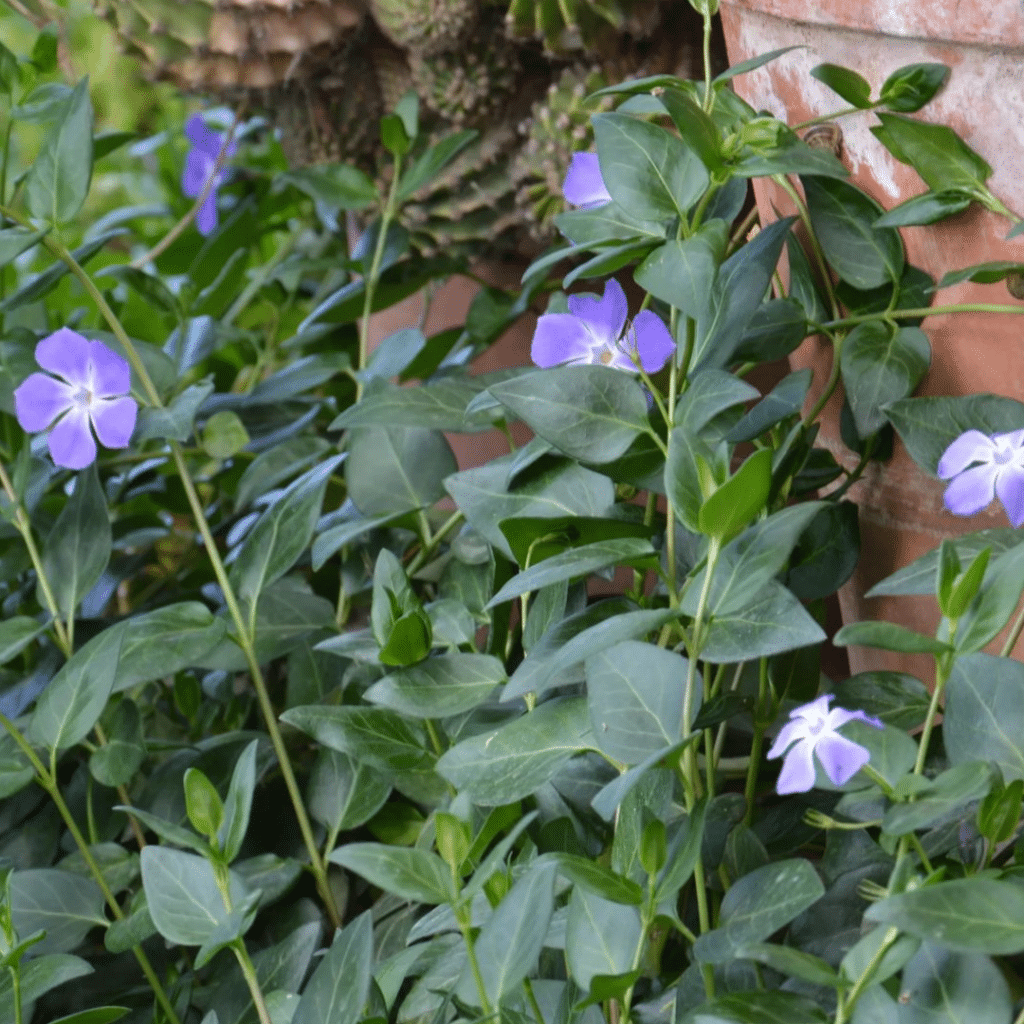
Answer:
230 456 343 603
593 112 709 221
41 464 111 624
0 616 45 666
8 870 107 956
29 627 122 751
363 653 505 718
347 426 457 516
658 88 723 171
896 942 1012 1024
883 761 995 835
733 942 839 988
934 259 1024 291
865 877 1024 953
879 63 951 113
488 538 655 607
88 698 144 788
307 750 391 836
829 671 931 730
135 380 215 443
840 322 930 437
698 449 773 541
810 63 872 108
436 697 593 805
785 236 829 325
545 853 643 905
874 189 973 228
730 298 809 364
634 234 718 319
585 641 689 765
26 76 93 224
678 991 828 1024
487 367 651 464
945 653 1024 781
713 45 804 84
872 112 991 193
292 911 373 1024
217 740 259 863
834 620 952 655
0 953 93 1020
785 500 860 602
565 887 643 991
329 844 454 904
330 377 490 432
701 580 825 662
977 779 1024 845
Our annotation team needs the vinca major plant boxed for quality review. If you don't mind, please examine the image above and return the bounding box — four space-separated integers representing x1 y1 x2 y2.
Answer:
2 2 1024 1023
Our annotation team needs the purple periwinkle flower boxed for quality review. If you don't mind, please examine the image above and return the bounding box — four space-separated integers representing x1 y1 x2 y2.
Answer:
182 113 237 236
937 429 1024 527
766 694 883 795
562 152 612 209
14 328 137 470
531 278 675 373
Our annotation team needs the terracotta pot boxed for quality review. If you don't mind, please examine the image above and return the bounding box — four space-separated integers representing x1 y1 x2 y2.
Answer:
718 0 1024 678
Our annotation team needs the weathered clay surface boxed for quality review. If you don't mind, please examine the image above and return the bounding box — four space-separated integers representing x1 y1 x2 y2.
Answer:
720 0 1024 677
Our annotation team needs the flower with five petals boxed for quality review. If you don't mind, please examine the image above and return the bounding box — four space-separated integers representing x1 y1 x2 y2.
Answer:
182 113 237 236
14 328 137 470
937 428 1024 527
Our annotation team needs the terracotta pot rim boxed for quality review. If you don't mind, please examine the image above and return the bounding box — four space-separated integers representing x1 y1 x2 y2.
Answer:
719 0 1024 51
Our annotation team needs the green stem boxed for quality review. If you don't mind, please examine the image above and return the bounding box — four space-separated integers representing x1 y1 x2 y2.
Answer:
459 917 494 1019
801 331 844 432
1001 596 1024 657
822 302 1024 332
726 205 760 257
523 977 547 1024
792 106 864 131
5 218 341 930
774 175 840 321
357 155 403 401
10 965 22 1024
835 926 899 1024
742 661 768 827
701 5 713 113
914 654 951 776
0 715 183 1024
232 940 273 1024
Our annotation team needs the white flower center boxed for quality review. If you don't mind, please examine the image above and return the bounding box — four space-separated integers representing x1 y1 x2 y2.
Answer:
72 386 94 410
807 716 826 736
994 444 1015 465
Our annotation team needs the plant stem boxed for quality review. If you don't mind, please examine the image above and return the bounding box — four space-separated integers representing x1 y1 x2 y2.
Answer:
1001 596 1024 657
6 219 341 929
822 302 1024 332
232 940 273 1024
774 175 840 321
701 4 713 113
835 926 899 1024
459 917 494 1018
791 106 863 131
357 155 403 400
742 660 769 826
10 965 22 1024
523 977 547 1024
0 714 183 1024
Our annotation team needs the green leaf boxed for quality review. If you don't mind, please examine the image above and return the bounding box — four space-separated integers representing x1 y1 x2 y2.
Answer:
585 641 689 765
330 378 493 433
281 705 433 775
678 992 828 1023
456 861 556 1006
140 846 254 949
0 616 45 665
29 626 122 751
874 189 973 228
218 740 259 863
0 226 47 268
135 380 215 443
803 175 904 289
26 76 93 224
593 112 709 221
978 779 1024 845
445 453 614 561
328 844 454 904
397 130 477 202
184 768 225 840
41 464 111 624
488 538 655 607
113 806 210 857
380 112 410 157
839 322 930 437
833 620 951 655
883 762 995 835
713 45 804 84
945 545 993 623
545 853 644 906
896 941 1012 1024
934 259 1024 290
436 697 593 805
279 164 377 212
201 411 249 459
830 671 931 731
0 953 93 1019
871 112 992 194
865 877 1024 954
8 870 107 956
700 581 826 663
307 751 390 836
230 456 343 603
945 654 1024 781
634 234 718 319
810 63 872 108
698 449 773 541
487 367 652 465
364 654 505 718
346 426 456 516
47 1010 129 1024
733 943 839 988
879 63 951 113
565 887 643 991
292 911 373 1024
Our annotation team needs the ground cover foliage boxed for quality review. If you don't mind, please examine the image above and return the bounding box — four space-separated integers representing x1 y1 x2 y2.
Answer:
1 2 1024 1023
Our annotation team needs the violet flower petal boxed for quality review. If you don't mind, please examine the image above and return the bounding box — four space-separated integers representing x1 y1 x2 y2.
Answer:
937 429 994 479
629 310 675 373
995 462 1024 527
775 739 817 794
826 705 884 731
195 190 220 236
90 396 137 450
814 732 872 786
792 694 833 721
87 341 131 397
766 718 807 760
35 328 91 384
531 313 597 368
943 462 999 517
562 152 612 209
182 148 210 199
14 373 74 432
47 407 96 470
568 279 629 347
185 113 225 157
